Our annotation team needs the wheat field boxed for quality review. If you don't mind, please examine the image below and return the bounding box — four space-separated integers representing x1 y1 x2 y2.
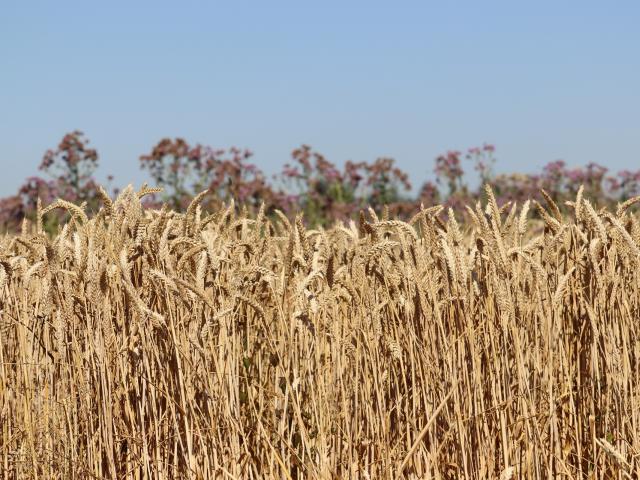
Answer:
0 184 639 479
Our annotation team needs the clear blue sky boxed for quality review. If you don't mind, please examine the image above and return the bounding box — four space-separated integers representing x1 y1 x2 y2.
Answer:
1 1 639 196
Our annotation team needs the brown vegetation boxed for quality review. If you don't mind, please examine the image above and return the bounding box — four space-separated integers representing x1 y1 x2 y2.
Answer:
1 185 639 478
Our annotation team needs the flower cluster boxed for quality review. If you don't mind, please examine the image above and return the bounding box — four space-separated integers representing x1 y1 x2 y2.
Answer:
278 146 414 224
0 131 106 231
435 150 464 195
2 132 640 233
608 170 640 200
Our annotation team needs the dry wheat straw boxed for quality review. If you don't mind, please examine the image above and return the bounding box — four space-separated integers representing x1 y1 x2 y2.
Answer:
1 185 638 479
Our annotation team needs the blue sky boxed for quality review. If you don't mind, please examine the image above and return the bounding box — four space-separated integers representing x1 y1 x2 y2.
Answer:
1 1 639 196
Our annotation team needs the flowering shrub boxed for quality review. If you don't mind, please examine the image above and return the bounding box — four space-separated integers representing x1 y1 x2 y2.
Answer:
2 133 640 232
140 138 277 211
363 157 412 211
140 138 220 209
434 150 465 196
277 145 367 224
0 194 26 233
40 130 100 202
467 143 496 186
0 131 106 232
430 145 627 218
277 146 414 224
608 169 640 200
205 147 278 210
491 173 540 205
417 180 440 207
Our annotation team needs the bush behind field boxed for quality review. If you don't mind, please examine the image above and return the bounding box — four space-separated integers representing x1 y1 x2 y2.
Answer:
1 185 639 478
3 131 640 234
